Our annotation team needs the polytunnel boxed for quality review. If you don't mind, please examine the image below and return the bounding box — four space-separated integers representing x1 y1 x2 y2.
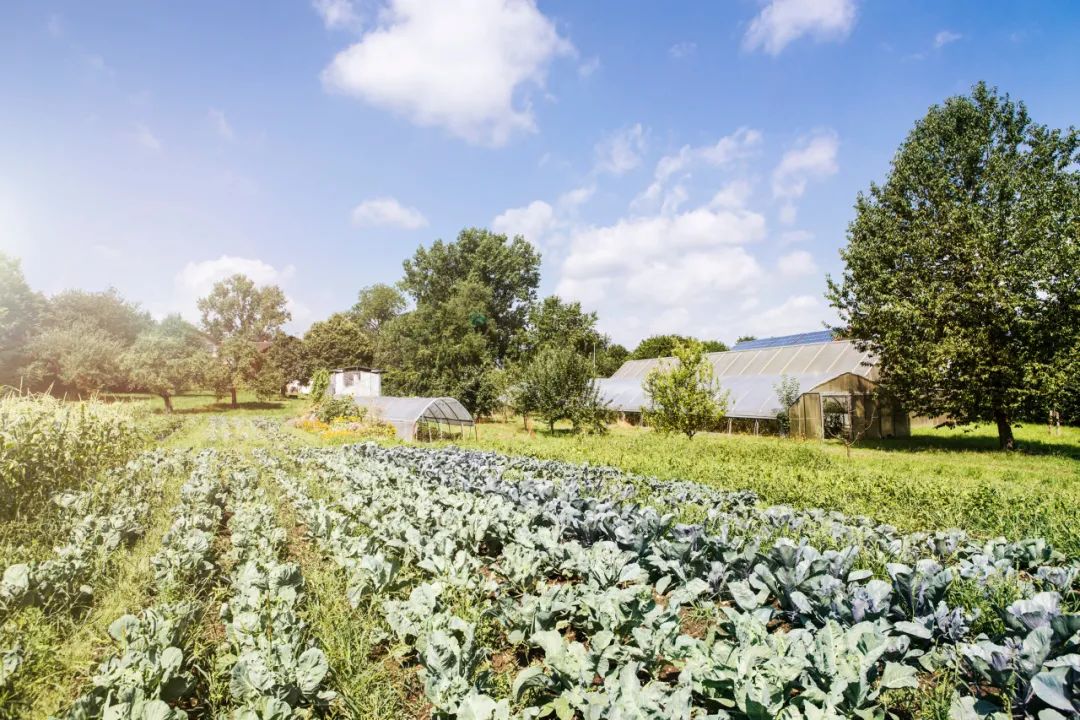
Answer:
350 395 475 441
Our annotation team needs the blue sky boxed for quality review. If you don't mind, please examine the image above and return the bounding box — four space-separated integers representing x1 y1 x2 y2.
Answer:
1 1 1078 346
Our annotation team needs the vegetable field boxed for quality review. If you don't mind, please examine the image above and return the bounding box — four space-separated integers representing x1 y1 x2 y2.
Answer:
1 415 1079 719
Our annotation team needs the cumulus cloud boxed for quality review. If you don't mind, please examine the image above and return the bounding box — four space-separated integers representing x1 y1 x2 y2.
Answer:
208 108 234 140
636 127 761 210
743 294 831 337
350 196 428 229
492 200 557 246
777 249 818 277
743 0 857 55
772 130 839 200
594 124 648 175
313 0 362 31
934 30 962 48
321 0 573 146
554 204 767 340
134 124 162 152
578 56 601 77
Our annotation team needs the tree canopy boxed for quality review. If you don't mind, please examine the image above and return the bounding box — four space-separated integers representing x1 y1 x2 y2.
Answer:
827 82 1080 449
631 334 728 360
197 274 291 406
302 313 372 378
643 339 729 439
0 253 45 388
123 316 210 412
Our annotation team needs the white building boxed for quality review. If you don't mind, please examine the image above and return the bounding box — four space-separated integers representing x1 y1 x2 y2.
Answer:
330 366 382 399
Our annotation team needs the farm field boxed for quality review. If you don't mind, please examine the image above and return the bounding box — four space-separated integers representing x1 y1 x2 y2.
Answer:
3 397 1079 719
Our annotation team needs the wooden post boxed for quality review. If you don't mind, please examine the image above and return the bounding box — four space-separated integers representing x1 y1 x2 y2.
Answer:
754 419 759 436
727 418 732 435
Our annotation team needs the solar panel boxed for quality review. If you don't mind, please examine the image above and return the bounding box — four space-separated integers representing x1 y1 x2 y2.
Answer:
732 330 835 351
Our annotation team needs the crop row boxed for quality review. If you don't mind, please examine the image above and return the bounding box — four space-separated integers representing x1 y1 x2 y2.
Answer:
216 462 333 718
58 450 226 720
286 443 1079 719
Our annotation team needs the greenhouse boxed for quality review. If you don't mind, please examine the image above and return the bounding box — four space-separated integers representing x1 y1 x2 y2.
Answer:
596 332 910 439
350 395 475 441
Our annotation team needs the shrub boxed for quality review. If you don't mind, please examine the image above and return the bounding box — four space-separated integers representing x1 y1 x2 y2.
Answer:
643 339 729 439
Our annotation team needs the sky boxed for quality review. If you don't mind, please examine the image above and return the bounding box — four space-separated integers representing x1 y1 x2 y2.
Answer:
1 0 1078 347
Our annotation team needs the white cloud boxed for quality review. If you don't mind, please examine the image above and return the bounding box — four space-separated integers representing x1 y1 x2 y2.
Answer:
492 200 556 246
350 196 428 229
313 0 362 31
743 0 857 55
134 124 162 152
772 130 839 199
934 30 962 48
777 249 818 277
555 204 767 336
636 127 761 210
743 295 831 337
558 185 595 208
321 0 573 146
709 179 754 209
208 108 234 140
669 41 696 59
594 124 648 175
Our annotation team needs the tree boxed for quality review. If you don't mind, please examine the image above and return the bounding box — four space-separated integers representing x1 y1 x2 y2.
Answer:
46 288 153 345
643 339 729 439
197 274 290 407
265 333 305 396
122 316 209 412
380 278 502 415
302 313 373 378
514 345 608 433
518 295 626 376
351 283 405 363
24 321 127 395
774 375 801 436
631 334 728 360
0 253 45 388
400 228 541 363
735 335 757 345
827 82 1080 449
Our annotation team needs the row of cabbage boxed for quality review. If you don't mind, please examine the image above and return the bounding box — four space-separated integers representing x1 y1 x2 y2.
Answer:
286 443 1079 719
58 449 225 720
216 463 333 718
0 450 190 700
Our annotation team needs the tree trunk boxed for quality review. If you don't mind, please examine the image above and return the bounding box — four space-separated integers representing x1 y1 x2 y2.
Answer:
994 406 1015 450
162 394 173 413
230 387 238 408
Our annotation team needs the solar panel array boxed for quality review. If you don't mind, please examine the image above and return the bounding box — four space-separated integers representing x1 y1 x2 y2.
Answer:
731 329 835 351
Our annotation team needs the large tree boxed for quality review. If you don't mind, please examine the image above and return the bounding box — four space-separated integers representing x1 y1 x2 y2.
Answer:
350 283 405 362
46 288 153 344
302 312 372 377
827 82 1080 449
197 274 290 406
0 253 45 389
379 278 502 415
400 227 540 363
123 315 210 412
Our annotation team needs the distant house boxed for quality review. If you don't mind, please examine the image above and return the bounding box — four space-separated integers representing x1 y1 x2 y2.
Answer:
596 330 910 439
329 366 382 399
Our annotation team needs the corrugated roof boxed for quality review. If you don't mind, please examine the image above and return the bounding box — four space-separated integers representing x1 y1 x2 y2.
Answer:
599 339 875 419
732 330 836 350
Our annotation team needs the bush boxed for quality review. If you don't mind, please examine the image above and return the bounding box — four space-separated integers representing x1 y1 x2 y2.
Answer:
308 368 330 403
315 397 364 424
643 339 729 439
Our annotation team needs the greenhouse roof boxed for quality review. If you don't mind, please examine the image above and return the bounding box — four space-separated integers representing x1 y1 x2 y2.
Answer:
351 395 474 439
600 338 875 419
